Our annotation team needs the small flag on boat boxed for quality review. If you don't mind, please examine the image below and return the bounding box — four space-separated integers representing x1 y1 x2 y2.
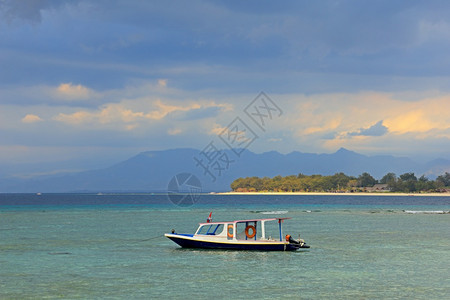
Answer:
207 212 212 223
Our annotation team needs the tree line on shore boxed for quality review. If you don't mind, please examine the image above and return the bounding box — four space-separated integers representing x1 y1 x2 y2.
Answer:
230 172 450 193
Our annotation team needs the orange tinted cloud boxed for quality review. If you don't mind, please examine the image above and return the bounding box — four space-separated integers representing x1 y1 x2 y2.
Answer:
55 83 93 100
21 114 43 123
383 96 450 134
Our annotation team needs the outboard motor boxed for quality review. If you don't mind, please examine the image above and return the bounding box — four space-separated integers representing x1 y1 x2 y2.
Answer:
286 234 310 248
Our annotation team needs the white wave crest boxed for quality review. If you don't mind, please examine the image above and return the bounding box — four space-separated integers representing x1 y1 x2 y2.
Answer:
403 210 449 214
260 210 289 214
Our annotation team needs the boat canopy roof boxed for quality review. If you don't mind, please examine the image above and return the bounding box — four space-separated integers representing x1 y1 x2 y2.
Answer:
198 217 291 226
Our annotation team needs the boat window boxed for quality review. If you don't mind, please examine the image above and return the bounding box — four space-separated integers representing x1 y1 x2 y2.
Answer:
197 224 224 235
235 221 258 240
263 222 281 240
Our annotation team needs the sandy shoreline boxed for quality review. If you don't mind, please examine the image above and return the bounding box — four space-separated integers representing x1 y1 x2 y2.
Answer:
216 191 450 197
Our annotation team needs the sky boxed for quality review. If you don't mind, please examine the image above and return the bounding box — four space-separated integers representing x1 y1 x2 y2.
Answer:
1 0 450 178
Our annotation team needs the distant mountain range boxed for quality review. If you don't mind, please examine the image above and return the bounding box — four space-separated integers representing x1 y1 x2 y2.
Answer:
1 148 449 193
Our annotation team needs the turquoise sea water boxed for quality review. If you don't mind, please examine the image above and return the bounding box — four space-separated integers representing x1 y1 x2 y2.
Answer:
1 194 449 299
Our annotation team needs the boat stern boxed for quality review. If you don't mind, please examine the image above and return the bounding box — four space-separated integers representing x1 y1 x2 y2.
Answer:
286 234 310 249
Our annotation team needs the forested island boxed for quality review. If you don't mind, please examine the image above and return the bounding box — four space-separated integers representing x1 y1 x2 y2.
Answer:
230 172 450 193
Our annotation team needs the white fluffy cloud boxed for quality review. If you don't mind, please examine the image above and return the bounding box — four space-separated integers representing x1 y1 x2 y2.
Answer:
21 114 43 123
53 96 230 132
54 83 94 100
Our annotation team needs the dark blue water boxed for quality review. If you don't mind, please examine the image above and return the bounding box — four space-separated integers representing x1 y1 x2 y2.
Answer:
1 193 449 208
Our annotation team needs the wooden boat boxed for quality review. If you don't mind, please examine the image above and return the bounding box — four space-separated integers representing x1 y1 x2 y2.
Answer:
165 216 309 251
